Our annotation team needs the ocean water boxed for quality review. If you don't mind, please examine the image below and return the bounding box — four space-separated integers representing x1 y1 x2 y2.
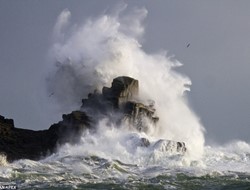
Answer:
1 128 250 190
1 5 249 190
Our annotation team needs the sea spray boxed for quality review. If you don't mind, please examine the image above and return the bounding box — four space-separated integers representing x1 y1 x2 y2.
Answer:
47 5 205 161
0 153 8 166
1 5 250 190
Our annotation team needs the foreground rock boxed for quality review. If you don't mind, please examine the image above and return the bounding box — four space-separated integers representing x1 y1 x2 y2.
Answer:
0 112 90 162
0 76 186 162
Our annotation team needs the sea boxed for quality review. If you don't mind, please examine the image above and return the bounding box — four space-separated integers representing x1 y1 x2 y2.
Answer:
1 128 250 190
1 4 250 190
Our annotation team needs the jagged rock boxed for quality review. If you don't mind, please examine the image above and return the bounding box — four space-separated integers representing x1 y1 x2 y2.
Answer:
102 76 139 108
81 76 159 132
140 138 150 147
0 112 91 162
49 111 92 144
123 101 159 132
81 76 139 112
0 76 187 162
0 115 14 129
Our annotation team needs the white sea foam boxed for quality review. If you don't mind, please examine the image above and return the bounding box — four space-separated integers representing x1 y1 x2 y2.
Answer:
0 153 8 166
47 5 205 161
1 140 250 189
1 5 249 190
203 141 250 174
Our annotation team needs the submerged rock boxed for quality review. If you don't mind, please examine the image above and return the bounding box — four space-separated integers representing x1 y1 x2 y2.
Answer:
153 139 186 154
140 138 150 147
126 135 186 156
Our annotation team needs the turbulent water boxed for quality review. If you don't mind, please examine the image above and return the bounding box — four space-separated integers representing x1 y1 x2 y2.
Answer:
1 5 250 190
0 133 250 189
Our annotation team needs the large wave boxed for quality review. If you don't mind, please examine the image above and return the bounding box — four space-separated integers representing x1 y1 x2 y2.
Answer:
1 5 250 190
47 5 205 161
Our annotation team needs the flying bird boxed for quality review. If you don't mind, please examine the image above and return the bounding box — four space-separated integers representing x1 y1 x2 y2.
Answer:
49 92 54 97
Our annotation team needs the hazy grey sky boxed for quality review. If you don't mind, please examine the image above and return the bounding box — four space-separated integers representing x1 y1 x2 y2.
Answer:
0 0 250 144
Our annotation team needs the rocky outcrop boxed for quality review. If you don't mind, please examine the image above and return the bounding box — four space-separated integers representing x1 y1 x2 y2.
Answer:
123 101 159 132
81 76 159 132
81 76 139 114
0 76 186 162
102 76 139 108
0 112 90 162
0 115 14 129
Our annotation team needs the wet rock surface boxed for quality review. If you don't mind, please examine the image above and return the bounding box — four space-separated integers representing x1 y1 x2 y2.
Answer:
81 76 159 132
0 76 186 162
0 112 91 162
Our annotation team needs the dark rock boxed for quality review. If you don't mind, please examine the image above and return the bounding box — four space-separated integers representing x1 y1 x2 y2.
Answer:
177 142 187 152
0 112 91 162
140 138 150 147
81 76 138 113
103 76 139 108
81 76 158 132
123 101 159 132
0 76 187 162
49 111 92 145
0 115 14 129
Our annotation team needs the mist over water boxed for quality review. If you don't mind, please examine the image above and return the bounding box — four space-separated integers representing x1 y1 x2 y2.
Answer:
47 6 205 161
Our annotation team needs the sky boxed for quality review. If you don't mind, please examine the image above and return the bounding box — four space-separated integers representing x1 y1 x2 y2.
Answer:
0 0 249 144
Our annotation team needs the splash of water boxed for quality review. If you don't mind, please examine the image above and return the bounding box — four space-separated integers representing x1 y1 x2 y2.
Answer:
1 7 250 190
47 5 205 161
0 153 8 166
